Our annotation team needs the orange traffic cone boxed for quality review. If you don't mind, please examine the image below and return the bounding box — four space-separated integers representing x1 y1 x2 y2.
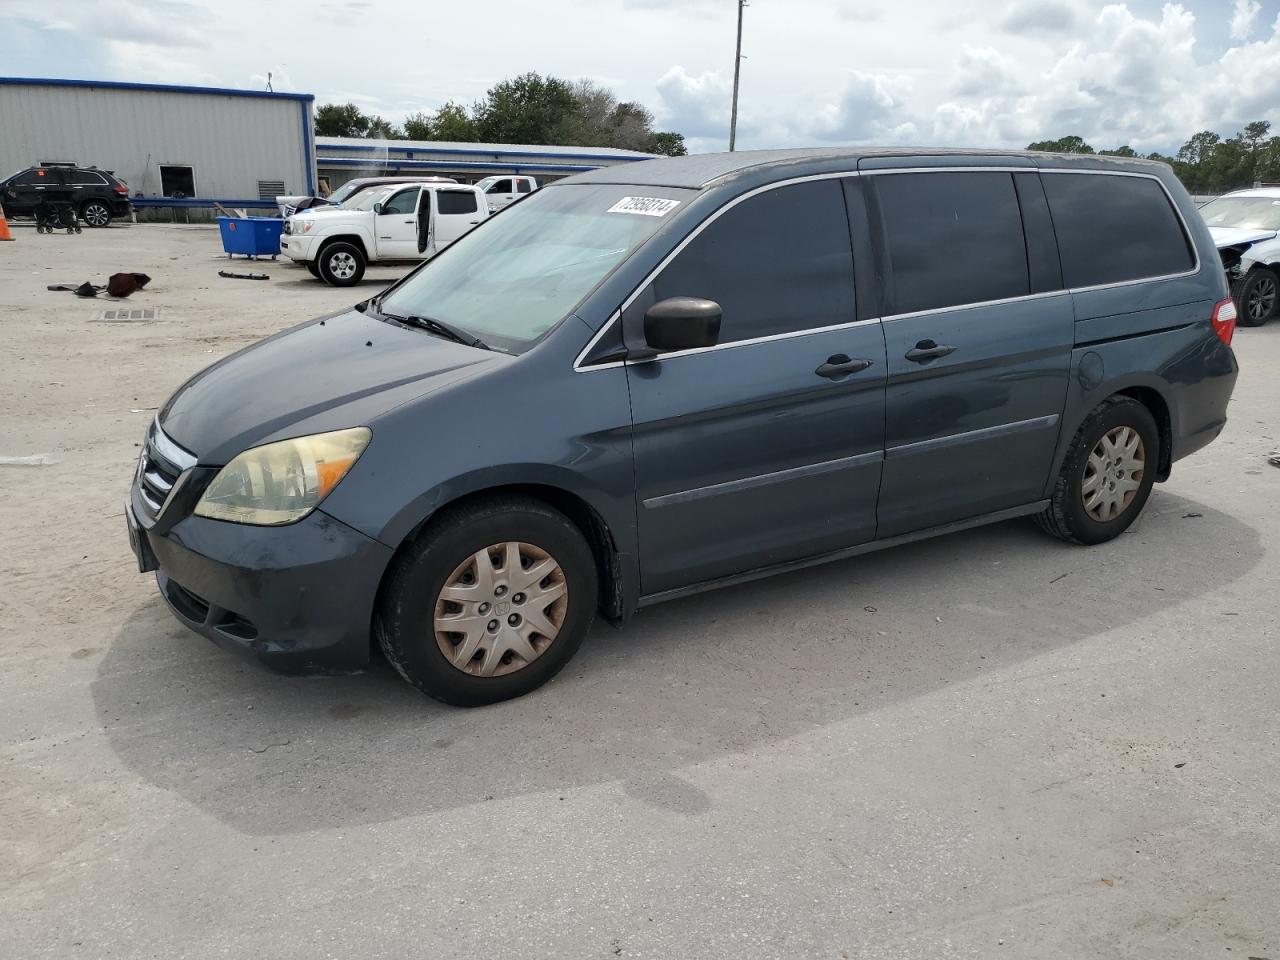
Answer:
0 203 13 241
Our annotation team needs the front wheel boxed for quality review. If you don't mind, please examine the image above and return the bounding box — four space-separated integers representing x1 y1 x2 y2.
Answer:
377 497 598 706
80 200 112 228
1036 396 1159 545
316 241 365 286
1233 268 1280 326
305 258 321 278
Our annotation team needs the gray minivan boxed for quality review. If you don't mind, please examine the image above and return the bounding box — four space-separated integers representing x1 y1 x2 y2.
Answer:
126 149 1239 705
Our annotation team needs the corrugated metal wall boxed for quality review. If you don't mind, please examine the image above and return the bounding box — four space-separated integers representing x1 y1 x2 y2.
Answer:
0 83 313 200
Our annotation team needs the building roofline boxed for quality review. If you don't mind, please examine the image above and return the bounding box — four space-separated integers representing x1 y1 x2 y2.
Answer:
0 76 314 102
316 137 655 162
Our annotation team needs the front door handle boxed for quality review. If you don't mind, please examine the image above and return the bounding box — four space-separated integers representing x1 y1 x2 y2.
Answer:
816 354 874 379
905 339 957 363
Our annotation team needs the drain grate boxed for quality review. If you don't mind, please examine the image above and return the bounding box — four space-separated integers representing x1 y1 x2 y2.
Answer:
99 308 157 322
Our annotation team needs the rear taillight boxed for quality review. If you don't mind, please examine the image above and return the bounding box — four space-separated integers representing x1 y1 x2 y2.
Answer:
113 184 128 194
1211 298 1237 345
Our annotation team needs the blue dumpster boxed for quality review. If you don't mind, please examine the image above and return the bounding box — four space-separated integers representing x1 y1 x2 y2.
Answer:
217 216 284 259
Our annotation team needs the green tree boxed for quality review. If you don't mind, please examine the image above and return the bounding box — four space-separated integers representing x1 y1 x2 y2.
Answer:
315 102 373 138
648 131 688 156
431 102 479 141
402 111 433 140
1027 135 1095 154
1100 145 1138 157
1177 130 1221 167
474 72 577 144
367 115 403 139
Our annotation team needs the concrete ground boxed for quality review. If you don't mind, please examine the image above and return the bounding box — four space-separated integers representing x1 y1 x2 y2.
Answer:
1 222 1277 960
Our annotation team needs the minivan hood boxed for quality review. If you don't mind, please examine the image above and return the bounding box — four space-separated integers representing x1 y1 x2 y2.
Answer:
160 307 500 464
1208 225 1278 248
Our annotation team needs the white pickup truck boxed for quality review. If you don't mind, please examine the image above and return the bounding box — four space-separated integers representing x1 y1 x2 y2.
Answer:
280 182 488 286
474 175 538 213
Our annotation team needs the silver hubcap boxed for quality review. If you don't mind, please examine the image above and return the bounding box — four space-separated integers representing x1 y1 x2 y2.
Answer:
434 541 568 677
328 251 357 279
84 204 108 226
1083 425 1145 522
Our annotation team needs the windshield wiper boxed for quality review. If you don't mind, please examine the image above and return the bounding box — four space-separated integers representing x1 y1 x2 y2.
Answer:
381 306 489 350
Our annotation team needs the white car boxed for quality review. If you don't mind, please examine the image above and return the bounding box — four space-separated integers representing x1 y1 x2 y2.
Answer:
275 175 457 219
474 175 538 213
281 182 488 286
1202 187 1280 326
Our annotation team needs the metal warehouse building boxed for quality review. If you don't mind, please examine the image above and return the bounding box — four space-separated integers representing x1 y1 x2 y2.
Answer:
1 77 656 217
0 77 315 213
316 137 656 191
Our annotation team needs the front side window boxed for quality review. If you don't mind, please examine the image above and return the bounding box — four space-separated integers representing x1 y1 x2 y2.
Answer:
874 171 1029 315
1043 173 1194 288
378 183 692 353
380 188 418 216
652 179 855 343
487 179 514 194
437 190 478 215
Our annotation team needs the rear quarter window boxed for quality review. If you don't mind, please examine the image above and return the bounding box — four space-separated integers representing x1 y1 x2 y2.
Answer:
1042 172 1194 288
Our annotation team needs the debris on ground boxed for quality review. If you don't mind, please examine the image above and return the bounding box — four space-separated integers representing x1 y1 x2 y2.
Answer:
48 272 151 298
218 270 269 281
1183 512 1203 518
0 454 59 466
1269 451 1280 467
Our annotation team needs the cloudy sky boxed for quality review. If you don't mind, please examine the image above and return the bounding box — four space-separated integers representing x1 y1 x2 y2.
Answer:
4 0 1280 154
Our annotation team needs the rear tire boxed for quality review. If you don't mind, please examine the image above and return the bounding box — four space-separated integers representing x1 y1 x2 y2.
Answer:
377 497 598 706
317 241 365 286
1036 396 1159 545
1232 267 1280 326
81 200 112 228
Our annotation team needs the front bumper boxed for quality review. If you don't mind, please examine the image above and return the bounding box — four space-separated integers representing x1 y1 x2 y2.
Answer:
132 499 394 674
279 234 316 261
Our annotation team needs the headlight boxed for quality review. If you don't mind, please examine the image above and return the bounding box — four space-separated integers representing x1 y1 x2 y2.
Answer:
194 427 371 525
297 219 316 234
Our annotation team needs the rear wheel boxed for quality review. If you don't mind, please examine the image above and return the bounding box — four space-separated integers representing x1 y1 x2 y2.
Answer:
1233 267 1280 326
80 199 111 228
317 241 365 286
377 497 598 706
1036 396 1159 545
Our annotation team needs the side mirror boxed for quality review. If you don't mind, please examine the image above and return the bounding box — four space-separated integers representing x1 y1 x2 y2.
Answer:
372 202 382 214
641 297 722 354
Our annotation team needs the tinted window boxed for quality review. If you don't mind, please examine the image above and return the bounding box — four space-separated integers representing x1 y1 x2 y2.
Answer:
874 171 1029 315
487 179 513 194
1043 173 1194 287
653 179 854 343
517 180 532 194
437 190 478 215
15 169 49 185
381 188 418 215
71 170 107 185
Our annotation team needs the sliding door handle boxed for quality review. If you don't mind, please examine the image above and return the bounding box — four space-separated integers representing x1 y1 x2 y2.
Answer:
905 339 956 363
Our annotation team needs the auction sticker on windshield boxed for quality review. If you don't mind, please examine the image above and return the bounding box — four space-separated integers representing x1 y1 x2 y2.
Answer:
607 196 681 217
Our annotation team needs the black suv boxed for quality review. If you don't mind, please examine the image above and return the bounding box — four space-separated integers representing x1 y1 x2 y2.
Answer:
1 164 132 227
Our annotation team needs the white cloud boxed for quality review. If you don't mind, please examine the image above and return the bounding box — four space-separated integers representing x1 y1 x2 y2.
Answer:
654 66 733 142
1230 0 1261 40
810 71 907 142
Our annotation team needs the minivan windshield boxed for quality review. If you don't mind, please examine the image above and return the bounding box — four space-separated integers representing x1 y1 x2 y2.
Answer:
376 183 693 352
1199 196 1280 231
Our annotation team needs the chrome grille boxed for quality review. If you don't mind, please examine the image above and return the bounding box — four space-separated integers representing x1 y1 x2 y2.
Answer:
135 420 196 520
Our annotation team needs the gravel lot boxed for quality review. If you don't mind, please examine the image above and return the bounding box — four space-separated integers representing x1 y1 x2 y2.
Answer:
1 222 1278 959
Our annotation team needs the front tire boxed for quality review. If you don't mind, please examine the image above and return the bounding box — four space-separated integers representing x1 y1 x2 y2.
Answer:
1036 396 1159 545
1233 267 1280 326
81 200 112 228
377 497 598 706
317 241 365 286
305 258 321 278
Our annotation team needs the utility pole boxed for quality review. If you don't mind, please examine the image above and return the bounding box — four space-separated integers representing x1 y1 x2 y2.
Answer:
729 0 745 151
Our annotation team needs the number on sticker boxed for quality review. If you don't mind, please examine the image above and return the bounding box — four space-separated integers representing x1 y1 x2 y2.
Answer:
607 196 681 217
